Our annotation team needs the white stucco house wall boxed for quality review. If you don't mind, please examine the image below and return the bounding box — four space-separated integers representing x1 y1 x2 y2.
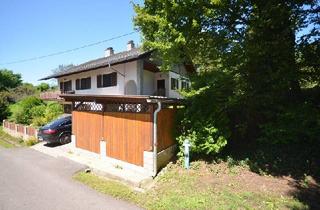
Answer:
40 41 192 99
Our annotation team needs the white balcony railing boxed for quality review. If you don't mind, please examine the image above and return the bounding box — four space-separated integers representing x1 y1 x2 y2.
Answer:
39 90 62 100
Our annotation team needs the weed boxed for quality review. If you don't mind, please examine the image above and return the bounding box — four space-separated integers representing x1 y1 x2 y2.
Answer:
25 137 38 146
114 165 123 170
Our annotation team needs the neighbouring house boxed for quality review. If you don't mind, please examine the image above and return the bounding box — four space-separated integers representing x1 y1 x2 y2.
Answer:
39 41 192 176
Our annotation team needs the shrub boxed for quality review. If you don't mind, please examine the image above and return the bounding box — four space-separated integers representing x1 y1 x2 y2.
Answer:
9 96 43 124
30 105 47 126
9 96 63 126
259 102 320 144
176 71 234 158
25 137 38 146
30 102 63 127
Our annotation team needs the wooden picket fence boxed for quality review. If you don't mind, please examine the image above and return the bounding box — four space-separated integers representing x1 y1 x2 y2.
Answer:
2 120 38 140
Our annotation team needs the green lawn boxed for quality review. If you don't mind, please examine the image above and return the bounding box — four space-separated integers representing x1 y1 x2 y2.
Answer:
74 162 307 210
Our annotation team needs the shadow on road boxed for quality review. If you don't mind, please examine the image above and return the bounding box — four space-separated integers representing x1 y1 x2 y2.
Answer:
43 142 63 148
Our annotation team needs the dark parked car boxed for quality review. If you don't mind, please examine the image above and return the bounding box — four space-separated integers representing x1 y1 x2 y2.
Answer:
38 116 72 144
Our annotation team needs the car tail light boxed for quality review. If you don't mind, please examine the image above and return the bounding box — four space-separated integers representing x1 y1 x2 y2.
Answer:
43 129 57 134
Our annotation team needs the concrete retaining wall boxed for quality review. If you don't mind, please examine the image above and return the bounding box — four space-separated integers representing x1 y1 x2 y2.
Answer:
143 144 177 174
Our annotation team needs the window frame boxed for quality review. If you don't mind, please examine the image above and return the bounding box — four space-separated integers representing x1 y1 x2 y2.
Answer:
171 78 179 90
60 80 72 91
97 72 117 88
75 77 91 90
181 80 189 90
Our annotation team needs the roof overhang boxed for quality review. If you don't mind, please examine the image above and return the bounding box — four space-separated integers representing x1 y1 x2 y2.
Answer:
39 50 153 80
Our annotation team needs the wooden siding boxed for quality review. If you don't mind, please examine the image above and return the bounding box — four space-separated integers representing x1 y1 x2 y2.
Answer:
72 111 101 154
103 112 152 166
157 109 176 151
71 108 175 166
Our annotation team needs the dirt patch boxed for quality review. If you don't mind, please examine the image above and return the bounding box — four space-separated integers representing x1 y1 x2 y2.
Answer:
187 161 318 199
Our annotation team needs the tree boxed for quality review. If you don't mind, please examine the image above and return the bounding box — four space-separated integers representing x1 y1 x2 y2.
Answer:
0 69 22 91
134 0 320 155
9 83 37 102
37 83 50 92
0 91 10 122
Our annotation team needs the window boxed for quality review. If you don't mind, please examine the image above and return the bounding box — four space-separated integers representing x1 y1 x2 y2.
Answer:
171 78 179 90
59 80 72 92
76 79 80 90
81 77 91 89
97 72 117 88
181 80 190 90
75 77 91 90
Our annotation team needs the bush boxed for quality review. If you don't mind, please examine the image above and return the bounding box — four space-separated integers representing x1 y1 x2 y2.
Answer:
30 102 63 126
9 96 43 124
30 105 47 126
259 102 320 144
177 122 228 157
176 71 234 158
9 96 63 126
25 137 38 146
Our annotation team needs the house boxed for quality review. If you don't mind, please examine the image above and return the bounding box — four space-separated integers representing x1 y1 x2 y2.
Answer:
40 40 191 100
40 41 192 177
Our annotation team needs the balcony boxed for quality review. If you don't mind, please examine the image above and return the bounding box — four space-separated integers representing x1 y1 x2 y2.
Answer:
40 90 75 101
153 88 166 97
40 90 62 101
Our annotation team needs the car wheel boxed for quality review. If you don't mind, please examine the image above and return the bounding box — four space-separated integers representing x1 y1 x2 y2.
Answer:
59 134 71 144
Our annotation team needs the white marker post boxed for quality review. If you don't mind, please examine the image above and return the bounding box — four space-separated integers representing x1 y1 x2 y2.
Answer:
183 139 191 169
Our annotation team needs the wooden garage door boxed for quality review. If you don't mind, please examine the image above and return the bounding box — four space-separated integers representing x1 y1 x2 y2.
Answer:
72 111 101 154
103 112 152 166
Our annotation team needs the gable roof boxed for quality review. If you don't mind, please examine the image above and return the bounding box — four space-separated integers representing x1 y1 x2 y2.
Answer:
40 48 152 80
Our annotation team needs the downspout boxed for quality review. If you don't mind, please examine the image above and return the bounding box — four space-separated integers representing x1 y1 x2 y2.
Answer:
153 101 162 177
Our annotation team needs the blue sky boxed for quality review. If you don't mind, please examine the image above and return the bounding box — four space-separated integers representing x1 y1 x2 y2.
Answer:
0 0 142 85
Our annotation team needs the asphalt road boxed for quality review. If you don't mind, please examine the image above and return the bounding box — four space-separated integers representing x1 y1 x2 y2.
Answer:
0 147 141 210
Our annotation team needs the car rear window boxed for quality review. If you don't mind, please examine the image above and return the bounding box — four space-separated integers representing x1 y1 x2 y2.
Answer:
46 117 71 128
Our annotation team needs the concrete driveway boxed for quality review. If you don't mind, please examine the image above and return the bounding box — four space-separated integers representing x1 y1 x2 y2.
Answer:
0 147 141 210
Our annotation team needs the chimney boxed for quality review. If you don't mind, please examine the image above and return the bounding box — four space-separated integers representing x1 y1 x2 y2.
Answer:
105 47 114 57
127 40 135 51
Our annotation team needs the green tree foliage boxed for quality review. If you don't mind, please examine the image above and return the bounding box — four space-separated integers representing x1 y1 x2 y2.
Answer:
37 83 50 92
9 96 43 124
0 69 23 122
134 0 320 155
9 83 38 102
30 102 63 126
9 96 63 126
176 71 234 156
0 69 22 91
0 91 11 122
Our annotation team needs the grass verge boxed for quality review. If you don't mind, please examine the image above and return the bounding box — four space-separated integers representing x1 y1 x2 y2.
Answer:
0 138 15 148
0 127 24 148
74 162 307 210
0 127 39 147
